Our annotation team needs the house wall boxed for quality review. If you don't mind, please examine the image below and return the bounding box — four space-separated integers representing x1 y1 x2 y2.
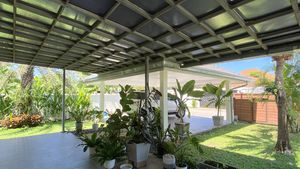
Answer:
233 94 278 125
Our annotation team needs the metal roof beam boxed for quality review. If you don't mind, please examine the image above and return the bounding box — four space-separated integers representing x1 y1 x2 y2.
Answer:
29 5 65 66
216 0 268 50
290 0 300 27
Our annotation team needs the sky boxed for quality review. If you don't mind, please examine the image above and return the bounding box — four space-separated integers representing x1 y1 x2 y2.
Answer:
216 56 274 74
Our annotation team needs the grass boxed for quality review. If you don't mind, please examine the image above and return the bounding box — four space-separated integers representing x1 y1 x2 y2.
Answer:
0 120 101 140
197 123 300 169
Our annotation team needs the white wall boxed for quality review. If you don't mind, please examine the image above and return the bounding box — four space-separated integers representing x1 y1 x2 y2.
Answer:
90 94 121 113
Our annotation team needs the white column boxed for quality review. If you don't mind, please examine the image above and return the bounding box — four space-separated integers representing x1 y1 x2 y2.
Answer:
160 69 168 130
225 81 233 123
62 69 66 132
99 81 105 112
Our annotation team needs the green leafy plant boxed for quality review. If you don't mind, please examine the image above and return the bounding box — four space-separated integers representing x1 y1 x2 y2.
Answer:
168 80 204 122
67 86 91 123
203 80 233 117
163 128 202 168
78 133 101 152
119 85 135 112
95 138 126 165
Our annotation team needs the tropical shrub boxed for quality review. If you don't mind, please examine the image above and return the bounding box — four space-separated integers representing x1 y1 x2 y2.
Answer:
168 80 204 122
202 80 233 117
67 85 92 123
1 114 43 128
0 66 18 118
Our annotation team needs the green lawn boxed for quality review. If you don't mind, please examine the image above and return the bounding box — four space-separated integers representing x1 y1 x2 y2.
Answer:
0 120 99 139
197 123 300 169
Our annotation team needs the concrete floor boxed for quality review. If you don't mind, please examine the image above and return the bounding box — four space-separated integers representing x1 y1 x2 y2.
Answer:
169 107 228 134
0 132 162 169
0 108 227 169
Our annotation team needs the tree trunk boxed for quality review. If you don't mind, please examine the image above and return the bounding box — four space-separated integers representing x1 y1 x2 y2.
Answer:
273 56 292 153
20 65 34 114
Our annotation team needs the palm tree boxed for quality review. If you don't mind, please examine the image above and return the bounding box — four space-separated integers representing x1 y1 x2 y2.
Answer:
17 65 34 114
273 55 292 153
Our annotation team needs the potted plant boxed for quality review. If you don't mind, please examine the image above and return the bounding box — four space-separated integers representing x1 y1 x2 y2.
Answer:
118 85 160 168
95 138 126 169
163 128 202 169
90 108 103 131
78 133 101 156
168 80 204 135
203 80 233 126
67 87 91 133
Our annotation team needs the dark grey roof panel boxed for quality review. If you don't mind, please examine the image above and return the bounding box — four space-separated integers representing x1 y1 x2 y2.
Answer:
69 0 116 16
159 7 189 27
0 0 299 73
181 0 220 17
238 0 291 19
108 5 145 28
130 0 168 15
137 21 167 38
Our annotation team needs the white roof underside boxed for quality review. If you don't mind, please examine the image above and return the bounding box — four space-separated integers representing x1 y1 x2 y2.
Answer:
85 61 251 88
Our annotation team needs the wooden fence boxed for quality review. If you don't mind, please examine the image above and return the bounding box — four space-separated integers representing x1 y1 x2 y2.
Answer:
233 94 278 125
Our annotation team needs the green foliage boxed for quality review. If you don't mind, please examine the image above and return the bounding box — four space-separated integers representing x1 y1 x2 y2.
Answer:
265 59 300 132
67 85 92 122
0 66 18 118
78 133 101 152
168 79 204 122
119 85 135 112
249 71 274 86
95 138 126 165
163 128 202 167
203 80 233 116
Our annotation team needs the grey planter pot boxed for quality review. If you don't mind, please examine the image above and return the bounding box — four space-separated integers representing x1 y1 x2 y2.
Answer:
92 123 99 131
127 143 150 168
212 116 224 126
75 121 83 132
175 122 190 136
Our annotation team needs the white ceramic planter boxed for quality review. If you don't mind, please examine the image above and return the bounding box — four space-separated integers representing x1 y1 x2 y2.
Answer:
88 147 96 156
103 159 115 169
127 143 150 168
163 154 176 169
212 116 224 126
120 163 133 169
176 165 188 169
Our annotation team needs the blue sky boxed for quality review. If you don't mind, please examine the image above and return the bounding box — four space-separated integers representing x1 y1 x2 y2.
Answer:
216 56 274 74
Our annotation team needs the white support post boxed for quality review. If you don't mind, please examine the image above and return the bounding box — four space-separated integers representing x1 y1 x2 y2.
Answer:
225 81 233 123
160 69 168 130
62 69 66 132
99 81 105 112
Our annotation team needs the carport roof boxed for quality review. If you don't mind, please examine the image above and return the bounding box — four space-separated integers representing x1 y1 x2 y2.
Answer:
0 0 300 73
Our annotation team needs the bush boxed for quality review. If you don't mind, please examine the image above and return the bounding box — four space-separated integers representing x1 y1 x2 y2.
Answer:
1 114 43 128
28 114 43 127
